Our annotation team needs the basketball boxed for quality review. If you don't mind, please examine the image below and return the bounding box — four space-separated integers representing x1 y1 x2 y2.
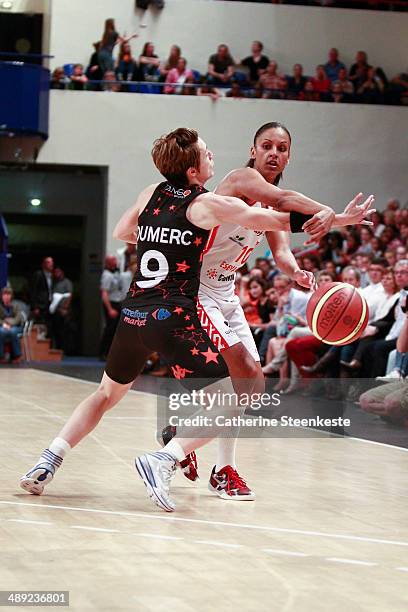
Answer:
306 282 369 345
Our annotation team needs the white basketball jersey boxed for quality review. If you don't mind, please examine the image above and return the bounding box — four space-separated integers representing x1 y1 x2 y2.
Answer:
200 201 264 297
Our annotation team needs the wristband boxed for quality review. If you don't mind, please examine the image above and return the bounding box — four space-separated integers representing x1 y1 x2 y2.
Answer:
290 211 313 233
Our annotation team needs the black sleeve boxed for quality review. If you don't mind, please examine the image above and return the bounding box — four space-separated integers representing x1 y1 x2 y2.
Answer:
289 211 314 233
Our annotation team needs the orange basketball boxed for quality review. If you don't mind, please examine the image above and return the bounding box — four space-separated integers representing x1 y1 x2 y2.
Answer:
306 282 369 346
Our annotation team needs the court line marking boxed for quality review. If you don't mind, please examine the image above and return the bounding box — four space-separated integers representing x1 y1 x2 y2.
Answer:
5 518 399 573
2 500 408 549
70 525 121 533
6 518 54 526
9 367 408 454
263 549 309 558
326 557 378 567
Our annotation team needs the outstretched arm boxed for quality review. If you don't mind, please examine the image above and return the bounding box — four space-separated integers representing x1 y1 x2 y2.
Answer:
266 232 315 289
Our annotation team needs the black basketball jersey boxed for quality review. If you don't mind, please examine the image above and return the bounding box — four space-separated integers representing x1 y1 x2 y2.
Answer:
127 181 210 308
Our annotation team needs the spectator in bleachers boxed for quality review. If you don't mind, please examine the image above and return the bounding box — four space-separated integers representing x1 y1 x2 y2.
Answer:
99 255 122 360
207 44 235 86
324 47 346 82
356 226 374 254
396 245 407 262
370 237 384 258
286 63 307 99
164 57 193 94
102 71 121 92
330 82 346 103
160 45 181 81
311 65 331 99
86 42 104 85
241 278 276 347
241 41 269 84
139 42 161 81
226 81 245 98
116 242 137 274
98 19 119 74
360 258 386 319
249 81 264 99
50 67 69 90
180 77 197 96
197 80 220 101
299 80 320 102
349 50 371 90
259 61 287 98
360 312 408 426
116 42 138 86
356 66 384 104
0 287 24 364
333 67 354 96
69 64 88 90
371 211 385 238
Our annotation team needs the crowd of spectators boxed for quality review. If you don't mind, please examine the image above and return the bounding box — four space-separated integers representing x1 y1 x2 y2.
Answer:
50 28 408 106
220 0 408 11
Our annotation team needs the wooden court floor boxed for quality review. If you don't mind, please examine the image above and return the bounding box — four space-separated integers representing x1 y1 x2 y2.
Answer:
1 368 408 612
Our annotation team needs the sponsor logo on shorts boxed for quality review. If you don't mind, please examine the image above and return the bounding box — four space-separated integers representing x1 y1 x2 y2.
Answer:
152 308 171 321
122 307 148 327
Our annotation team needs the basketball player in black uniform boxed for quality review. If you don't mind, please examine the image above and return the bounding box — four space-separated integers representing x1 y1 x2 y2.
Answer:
20 128 373 512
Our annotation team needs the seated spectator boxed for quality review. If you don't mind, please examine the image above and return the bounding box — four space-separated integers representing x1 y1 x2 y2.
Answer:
180 76 197 96
324 47 346 82
164 57 193 94
311 65 331 99
330 81 346 103
242 278 275 347
389 71 408 105
226 81 245 98
356 67 384 104
333 67 354 96
259 61 287 99
286 64 307 99
0 287 24 364
102 71 121 92
356 226 374 254
299 80 320 102
241 41 269 84
160 45 181 81
197 80 219 101
321 231 347 268
207 44 235 86
50 67 69 90
116 42 138 86
69 64 88 90
359 305 408 426
139 42 161 81
371 211 385 238
371 236 384 258
86 42 104 86
384 249 397 268
249 81 264 99
396 245 407 262
349 51 371 90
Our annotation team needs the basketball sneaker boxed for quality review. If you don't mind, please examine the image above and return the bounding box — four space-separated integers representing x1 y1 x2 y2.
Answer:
20 462 56 495
135 451 177 512
208 465 255 501
160 425 199 482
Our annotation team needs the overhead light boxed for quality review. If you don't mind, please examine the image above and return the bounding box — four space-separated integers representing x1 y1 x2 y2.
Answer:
1 1 14 10
30 198 41 207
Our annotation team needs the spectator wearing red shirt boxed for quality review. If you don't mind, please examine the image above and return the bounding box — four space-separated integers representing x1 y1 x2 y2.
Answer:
311 65 331 100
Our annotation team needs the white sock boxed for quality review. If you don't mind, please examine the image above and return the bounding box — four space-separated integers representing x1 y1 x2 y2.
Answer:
216 436 238 472
162 439 186 462
39 437 71 469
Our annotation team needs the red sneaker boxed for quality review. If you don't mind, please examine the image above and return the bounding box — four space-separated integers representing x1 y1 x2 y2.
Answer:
208 465 255 500
160 425 199 482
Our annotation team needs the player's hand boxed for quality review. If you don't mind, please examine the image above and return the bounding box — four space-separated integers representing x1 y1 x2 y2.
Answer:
108 308 119 319
293 269 316 290
302 208 335 245
342 193 375 226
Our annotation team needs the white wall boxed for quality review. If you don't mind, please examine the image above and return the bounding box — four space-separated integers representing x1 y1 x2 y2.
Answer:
38 91 408 254
48 0 408 78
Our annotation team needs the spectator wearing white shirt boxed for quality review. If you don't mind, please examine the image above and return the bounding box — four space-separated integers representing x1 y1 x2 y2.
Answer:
360 259 386 321
99 255 123 360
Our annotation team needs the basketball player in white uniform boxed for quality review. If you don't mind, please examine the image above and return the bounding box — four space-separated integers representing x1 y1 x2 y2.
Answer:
180 122 375 500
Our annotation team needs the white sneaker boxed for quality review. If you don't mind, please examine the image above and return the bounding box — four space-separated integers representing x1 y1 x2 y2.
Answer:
135 452 177 512
262 362 276 375
20 462 56 495
376 370 402 382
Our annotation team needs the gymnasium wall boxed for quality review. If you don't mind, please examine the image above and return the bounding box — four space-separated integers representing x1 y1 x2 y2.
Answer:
38 91 408 254
48 0 408 78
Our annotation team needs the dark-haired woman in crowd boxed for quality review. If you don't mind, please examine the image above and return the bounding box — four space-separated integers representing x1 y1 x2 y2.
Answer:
242 278 275 346
116 41 138 89
139 42 161 81
159 45 181 82
98 19 137 74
